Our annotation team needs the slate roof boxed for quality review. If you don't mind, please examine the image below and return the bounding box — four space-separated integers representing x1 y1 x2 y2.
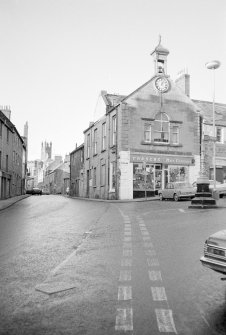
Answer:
192 99 226 126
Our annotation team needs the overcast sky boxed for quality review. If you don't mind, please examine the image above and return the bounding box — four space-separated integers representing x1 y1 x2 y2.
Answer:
0 0 225 160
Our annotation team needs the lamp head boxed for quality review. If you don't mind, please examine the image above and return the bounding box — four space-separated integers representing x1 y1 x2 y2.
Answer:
205 60 221 70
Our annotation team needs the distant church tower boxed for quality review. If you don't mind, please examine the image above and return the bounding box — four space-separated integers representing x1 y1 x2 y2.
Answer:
41 141 52 161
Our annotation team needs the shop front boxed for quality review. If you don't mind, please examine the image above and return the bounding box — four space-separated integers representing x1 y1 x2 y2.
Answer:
131 153 194 198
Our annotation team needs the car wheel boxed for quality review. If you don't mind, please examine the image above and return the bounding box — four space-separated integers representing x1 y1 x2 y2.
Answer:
159 193 164 201
174 194 179 201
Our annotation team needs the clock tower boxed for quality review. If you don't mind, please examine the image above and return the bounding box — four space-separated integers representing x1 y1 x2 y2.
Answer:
151 36 169 75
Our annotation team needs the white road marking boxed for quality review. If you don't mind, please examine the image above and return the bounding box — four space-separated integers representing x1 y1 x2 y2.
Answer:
147 258 159 266
141 231 150 236
148 270 162 281
142 236 151 241
144 242 154 249
124 231 132 236
118 286 132 300
151 287 167 301
124 223 131 228
123 249 132 257
124 236 132 242
121 258 132 267
119 269 132 281
123 242 132 249
145 249 156 257
155 309 177 333
179 209 185 213
115 308 133 331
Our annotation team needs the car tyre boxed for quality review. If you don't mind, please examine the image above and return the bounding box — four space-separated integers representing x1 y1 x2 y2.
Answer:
159 193 164 201
174 193 179 201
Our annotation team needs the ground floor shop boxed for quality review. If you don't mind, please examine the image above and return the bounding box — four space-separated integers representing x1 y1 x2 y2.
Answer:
118 151 197 200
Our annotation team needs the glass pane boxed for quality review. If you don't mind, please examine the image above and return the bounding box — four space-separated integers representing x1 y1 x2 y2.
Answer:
154 120 161 131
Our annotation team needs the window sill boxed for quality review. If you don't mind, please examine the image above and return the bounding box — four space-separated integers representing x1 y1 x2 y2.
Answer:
141 141 182 147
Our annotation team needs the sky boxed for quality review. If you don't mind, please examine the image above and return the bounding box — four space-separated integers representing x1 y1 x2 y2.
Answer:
0 0 225 161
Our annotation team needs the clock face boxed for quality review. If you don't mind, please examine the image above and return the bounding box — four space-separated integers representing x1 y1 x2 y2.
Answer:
155 77 170 93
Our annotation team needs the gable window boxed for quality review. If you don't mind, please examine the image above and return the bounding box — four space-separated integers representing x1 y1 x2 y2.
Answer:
172 125 179 144
112 115 116 146
153 112 169 143
144 124 152 142
216 127 223 143
102 122 106 150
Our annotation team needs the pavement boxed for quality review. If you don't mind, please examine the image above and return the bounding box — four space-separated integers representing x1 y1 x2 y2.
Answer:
0 194 30 211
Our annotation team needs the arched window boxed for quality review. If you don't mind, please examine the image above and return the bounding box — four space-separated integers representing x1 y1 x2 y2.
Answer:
153 112 169 143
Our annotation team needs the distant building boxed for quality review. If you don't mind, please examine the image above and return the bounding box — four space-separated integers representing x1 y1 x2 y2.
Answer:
43 155 70 194
70 144 84 197
0 107 27 199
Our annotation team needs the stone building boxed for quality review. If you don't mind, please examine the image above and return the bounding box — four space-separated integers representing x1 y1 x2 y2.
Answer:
71 39 225 200
70 144 84 197
0 108 27 199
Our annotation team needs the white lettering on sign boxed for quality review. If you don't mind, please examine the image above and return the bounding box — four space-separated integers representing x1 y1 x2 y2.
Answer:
131 154 192 165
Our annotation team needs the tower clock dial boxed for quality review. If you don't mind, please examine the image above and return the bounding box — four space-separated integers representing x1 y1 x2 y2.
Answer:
154 77 170 93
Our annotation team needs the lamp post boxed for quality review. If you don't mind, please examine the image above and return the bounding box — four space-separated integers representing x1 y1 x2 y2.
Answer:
205 60 221 191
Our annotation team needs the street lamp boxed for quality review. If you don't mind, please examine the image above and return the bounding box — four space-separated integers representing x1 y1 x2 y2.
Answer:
205 60 221 191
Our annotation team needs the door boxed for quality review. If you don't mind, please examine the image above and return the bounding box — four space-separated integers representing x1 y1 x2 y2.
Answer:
86 170 89 197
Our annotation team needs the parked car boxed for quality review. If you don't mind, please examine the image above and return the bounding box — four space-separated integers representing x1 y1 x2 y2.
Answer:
31 187 42 195
200 230 226 275
158 182 196 201
209 180 226 198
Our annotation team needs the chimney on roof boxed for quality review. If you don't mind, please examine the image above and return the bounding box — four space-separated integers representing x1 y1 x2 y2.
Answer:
1 106 11 120
175 68 190 97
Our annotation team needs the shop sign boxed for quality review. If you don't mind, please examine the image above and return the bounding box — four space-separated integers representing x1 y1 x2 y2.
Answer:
131 153 193 165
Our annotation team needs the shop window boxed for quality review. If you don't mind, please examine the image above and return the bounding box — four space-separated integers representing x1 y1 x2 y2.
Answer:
144 124 152 142
153 112 169 143
172 126 179 144
133 164 156 190
168 166 188 183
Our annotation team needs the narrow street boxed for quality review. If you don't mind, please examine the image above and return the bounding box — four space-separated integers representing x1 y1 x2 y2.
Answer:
1 195 226 334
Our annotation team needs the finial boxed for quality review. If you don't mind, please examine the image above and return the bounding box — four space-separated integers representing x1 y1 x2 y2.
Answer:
158 34 161 45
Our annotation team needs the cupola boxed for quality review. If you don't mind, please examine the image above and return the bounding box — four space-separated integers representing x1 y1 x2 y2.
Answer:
151 36 169 75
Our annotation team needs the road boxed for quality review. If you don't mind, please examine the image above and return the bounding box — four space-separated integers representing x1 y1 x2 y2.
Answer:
0 195 226 334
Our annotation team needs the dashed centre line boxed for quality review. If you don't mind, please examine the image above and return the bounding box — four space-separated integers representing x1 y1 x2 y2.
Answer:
115 308 133 331
155 309 177 333
148 270 162 282
118 286 132 300
151 287 168 301
119 270 132 282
